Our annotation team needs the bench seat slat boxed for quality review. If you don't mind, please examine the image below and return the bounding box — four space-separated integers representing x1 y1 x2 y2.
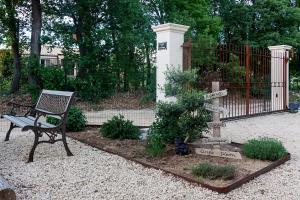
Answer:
2 115 55 129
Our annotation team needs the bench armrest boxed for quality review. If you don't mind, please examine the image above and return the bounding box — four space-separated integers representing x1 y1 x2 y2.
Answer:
8 101 34 108
29 109 66 129
7 101 35 116
32 108 65 117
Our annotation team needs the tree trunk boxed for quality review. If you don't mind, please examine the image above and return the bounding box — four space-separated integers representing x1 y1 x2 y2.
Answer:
0 176 16 200
112 39 121 92
145 43 152 86
10 34 21 93
28 0 42 85
74 5 91 78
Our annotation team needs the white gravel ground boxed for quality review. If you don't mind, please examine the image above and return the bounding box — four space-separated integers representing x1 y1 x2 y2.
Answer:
1 112 300 200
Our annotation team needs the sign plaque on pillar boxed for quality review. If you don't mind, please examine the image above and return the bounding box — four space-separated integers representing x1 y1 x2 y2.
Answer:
158 42 167 50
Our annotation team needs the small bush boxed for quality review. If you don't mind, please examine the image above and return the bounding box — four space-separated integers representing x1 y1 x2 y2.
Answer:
47 106 87 132
242 137 288 161
100 115 140 140
192 162 235 180
146 131 165 157
151 102 185 143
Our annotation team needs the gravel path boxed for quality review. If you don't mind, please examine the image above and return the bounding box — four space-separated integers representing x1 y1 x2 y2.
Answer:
0 112 300 199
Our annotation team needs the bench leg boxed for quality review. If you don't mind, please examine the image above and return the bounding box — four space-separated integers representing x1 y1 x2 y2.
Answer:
5 123 15 141
62 133 73 157
28 131 39 163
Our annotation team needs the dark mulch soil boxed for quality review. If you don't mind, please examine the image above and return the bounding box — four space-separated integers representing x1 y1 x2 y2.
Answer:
67 127 273 188
75 91 155 110
0 95 33 114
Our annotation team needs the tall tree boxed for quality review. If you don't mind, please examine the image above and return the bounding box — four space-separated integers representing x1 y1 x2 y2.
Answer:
0 0 22 93
213 0 300 47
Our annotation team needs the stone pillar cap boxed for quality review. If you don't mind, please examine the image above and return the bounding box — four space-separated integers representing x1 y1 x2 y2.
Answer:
152 23 190 33
268 45 292 51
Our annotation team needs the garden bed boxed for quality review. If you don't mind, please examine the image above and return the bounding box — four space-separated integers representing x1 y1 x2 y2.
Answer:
66 127 290 193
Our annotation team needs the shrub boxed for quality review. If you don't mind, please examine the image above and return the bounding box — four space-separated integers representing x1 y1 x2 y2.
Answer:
151 102 184 143
100 115 140 140
75 75 114 102
242 137 288 161
0 49 13 77
0 77 11 95
24 66 76 103
192 162 235 180
149 69 210 145
146 131 165 157
47 106 87 132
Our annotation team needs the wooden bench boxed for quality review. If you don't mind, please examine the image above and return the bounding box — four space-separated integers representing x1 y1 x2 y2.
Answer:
1 90 75 162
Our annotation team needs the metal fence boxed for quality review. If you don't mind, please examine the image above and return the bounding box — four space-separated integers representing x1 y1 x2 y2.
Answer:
183 42 288 119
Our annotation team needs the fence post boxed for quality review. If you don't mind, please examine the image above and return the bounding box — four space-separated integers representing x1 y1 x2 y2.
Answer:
245 45 251 115
152 23 189 102
268 45 292 110
182 38 192 71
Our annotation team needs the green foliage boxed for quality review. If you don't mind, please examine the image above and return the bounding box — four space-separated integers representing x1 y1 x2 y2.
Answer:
24 66 75 103
146 131 165 157
192 162 235 180
150 69 210 144
214 0 300 47
250 75 271 97
0 76 11 94
164 69 198 96
25 84 40 103
144 0 221 40
290 92 300 102
151 102 184 143
242 138 288 161
39 67 75 91
140 67 156 104
290 72 300 91
66 106 87 131
47 106 87 132
224 54 246 84
100 115 140 140
0 49 13 77
74 75 113 102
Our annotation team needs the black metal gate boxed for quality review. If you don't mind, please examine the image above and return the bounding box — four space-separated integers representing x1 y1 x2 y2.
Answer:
183 42 289 119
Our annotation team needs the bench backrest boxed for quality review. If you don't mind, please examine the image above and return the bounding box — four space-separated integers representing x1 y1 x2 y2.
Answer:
35 90 74 115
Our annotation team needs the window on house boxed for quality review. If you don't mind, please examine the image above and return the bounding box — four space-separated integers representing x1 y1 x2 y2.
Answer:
45 59 51 67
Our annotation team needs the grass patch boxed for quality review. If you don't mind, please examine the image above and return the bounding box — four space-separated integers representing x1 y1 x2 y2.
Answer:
192 162 235 180
146 132 165 157
242 137 288 161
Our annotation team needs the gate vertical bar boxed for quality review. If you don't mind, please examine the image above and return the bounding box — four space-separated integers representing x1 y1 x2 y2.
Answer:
283 51 287 110
182 38 192 71
245 45 251 116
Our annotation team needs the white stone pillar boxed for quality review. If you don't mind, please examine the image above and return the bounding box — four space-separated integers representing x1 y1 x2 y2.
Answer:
268 45 292 110
152 23 189 102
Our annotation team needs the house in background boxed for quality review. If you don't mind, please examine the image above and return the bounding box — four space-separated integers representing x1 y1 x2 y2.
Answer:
24 45 78 76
